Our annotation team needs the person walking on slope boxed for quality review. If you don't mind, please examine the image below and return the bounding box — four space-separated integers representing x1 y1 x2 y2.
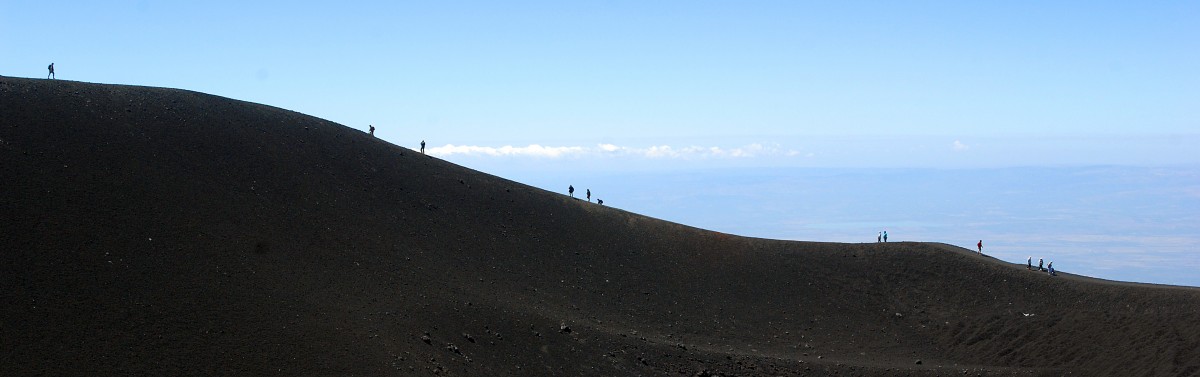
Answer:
1047 261 1056 276
47 63 54 79
877 232 881 243
977 240 983 253
568 185 574 197
1038 258 1044 272
420 140 426 154
883 231 888 242
586 189 591 202
369 125 375 136
1027 256 1032 270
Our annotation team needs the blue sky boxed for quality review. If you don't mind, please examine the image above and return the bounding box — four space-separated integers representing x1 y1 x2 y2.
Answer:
4 1 1198 284
4 0 1197 162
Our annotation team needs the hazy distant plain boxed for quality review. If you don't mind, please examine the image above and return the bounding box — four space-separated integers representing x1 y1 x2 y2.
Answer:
475 164 1200 287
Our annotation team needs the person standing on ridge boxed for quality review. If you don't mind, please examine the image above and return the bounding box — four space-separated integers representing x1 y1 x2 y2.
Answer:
883 231 888 242
1038 258 1044 272
568 185 575 197
47 63 54 79
977 240 983 253
369 125 375 136
1027 256 1032 270
586 189 591 202
420 140 426 154
877 232 881 243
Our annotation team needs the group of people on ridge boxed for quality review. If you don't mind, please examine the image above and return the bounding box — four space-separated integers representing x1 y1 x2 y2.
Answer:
362 125 425 154
1028 256 1056 276
976 241 1058 277
361 129 603 206
568 185 602 205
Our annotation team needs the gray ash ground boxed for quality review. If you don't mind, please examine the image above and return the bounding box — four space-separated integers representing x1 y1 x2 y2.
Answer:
3 76 1199 376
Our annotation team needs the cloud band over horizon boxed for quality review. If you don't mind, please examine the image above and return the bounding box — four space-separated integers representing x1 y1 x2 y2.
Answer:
427 143 805 159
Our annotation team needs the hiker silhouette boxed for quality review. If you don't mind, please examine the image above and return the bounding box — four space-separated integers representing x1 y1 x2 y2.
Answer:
420 140 426 154
47 63 54 79
568 185 575 197
586 189 591 202
369 125 375 136
977 240 983 253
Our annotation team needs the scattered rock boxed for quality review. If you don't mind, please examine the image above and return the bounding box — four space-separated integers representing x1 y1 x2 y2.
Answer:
915 359 923 365
463 333 475 343
559 324 572 334
420 335 431 344
446 344 461 354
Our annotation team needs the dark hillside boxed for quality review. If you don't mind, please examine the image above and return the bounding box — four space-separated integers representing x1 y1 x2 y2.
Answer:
2 76 1198 376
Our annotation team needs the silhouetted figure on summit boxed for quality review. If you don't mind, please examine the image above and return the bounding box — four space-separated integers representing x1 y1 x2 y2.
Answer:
1038 258 1044 272
586 189 591 202
568 185 575 197
47 63 54 79
1027 256 1032 270
420 140 426 154
977 240 983 253
369 125 375 136
877 232 881 243
597 199 603 205
883 231 888 242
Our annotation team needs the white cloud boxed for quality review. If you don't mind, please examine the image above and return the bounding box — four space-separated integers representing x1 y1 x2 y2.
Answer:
598 143 622 152
644 145 679 158
426 142 803 160
429 144 584 157
952 140 970 151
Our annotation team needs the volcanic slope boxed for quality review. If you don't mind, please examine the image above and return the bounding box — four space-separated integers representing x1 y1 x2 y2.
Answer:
2 76 1199 376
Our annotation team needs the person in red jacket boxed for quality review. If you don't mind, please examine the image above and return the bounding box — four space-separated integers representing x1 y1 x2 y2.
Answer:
977 240 983 253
